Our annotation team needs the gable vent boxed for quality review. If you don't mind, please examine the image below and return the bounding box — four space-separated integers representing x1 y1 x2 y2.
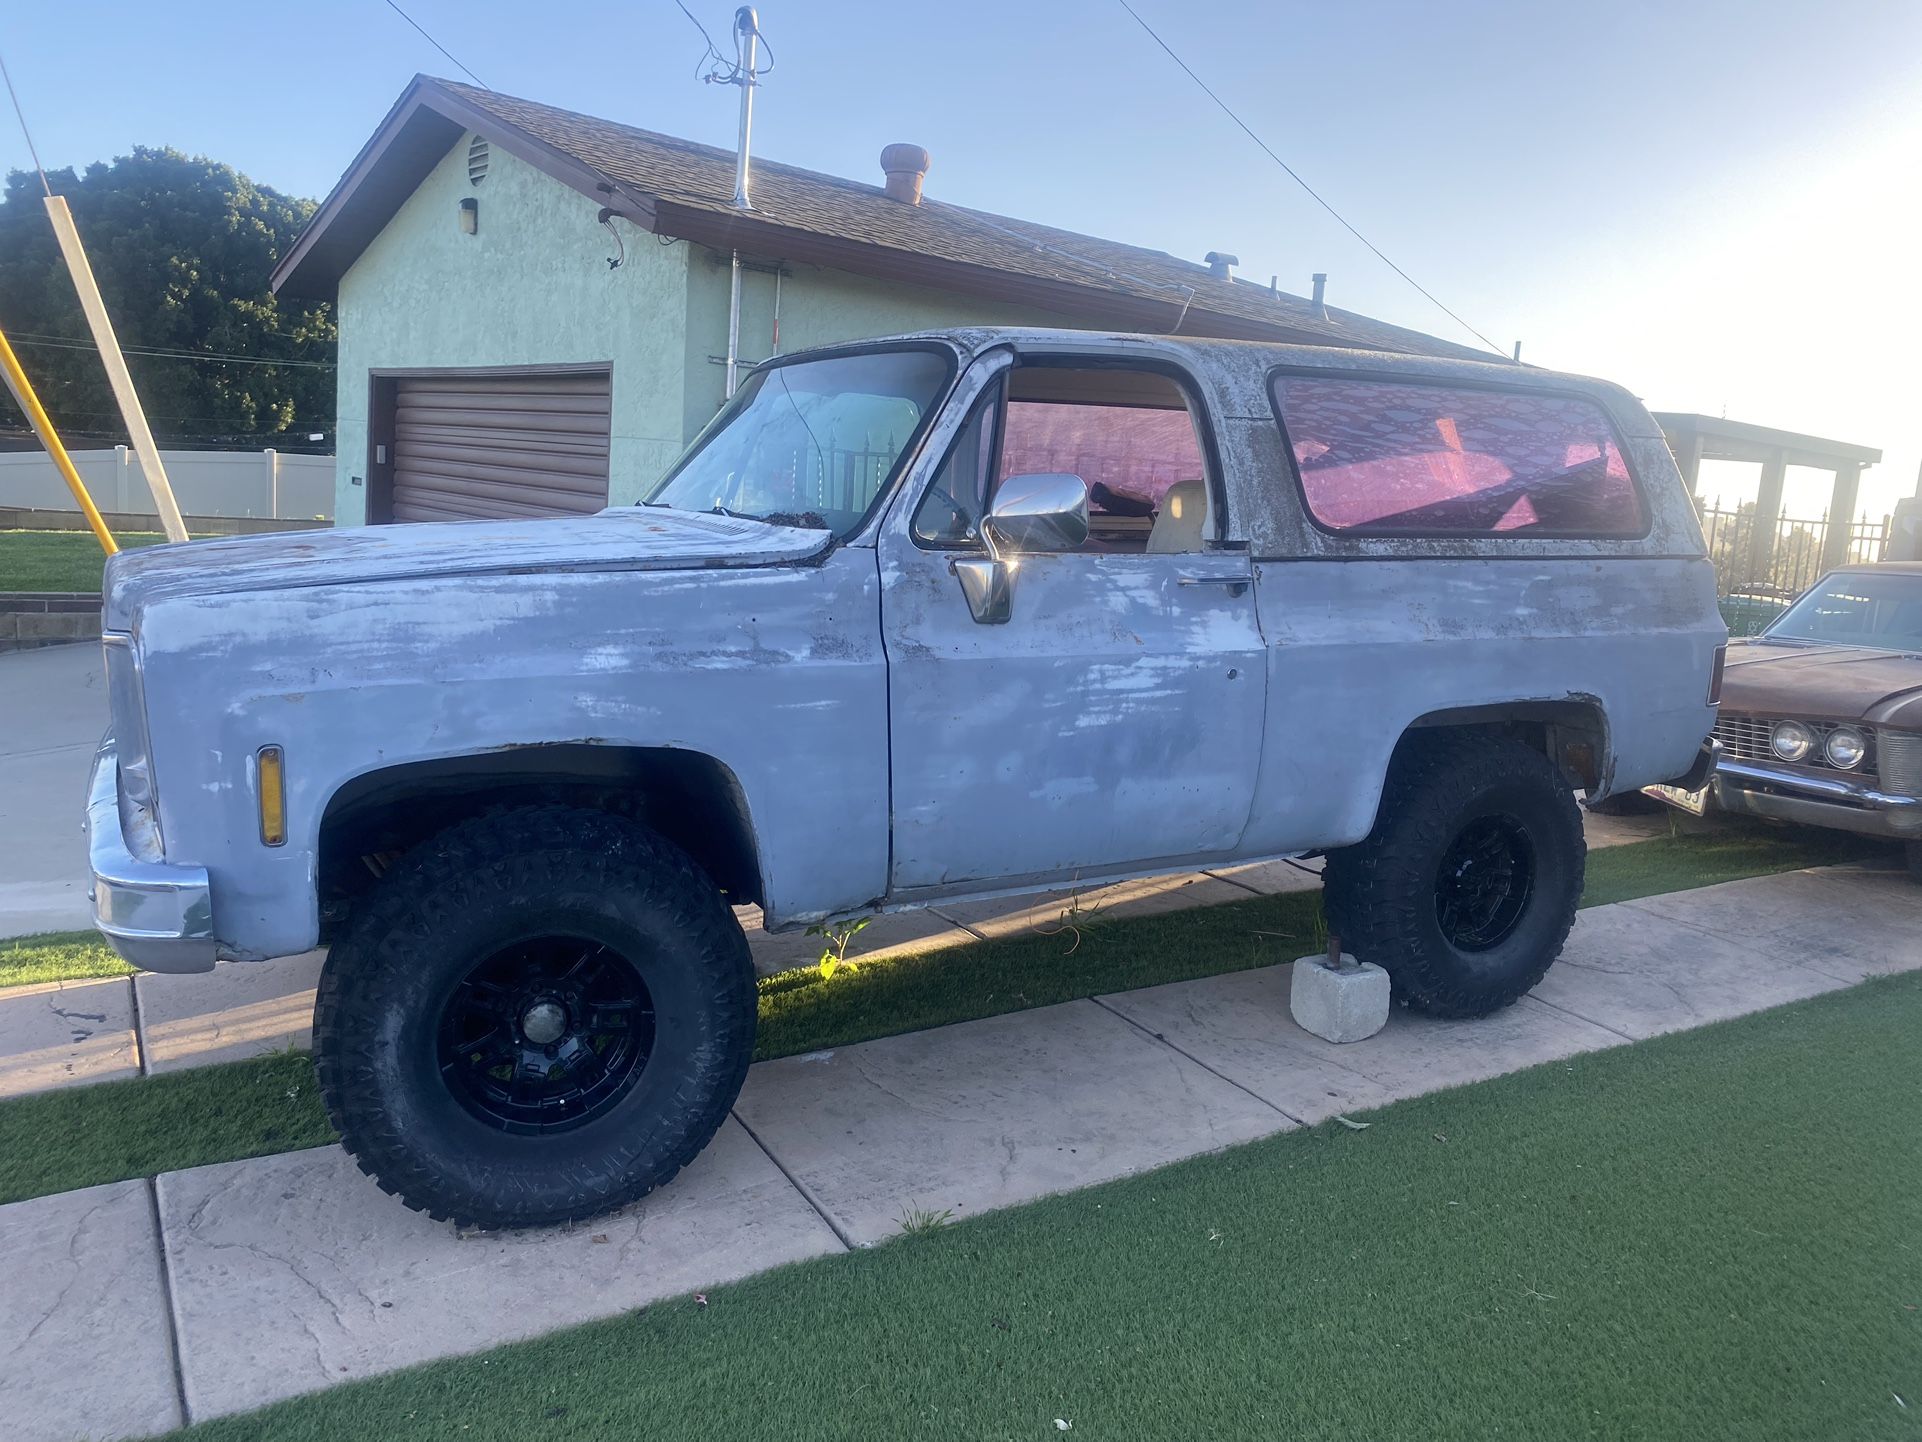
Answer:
467 137 490 186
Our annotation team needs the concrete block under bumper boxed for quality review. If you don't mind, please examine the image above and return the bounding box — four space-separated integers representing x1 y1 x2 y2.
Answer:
1289 955 1390 1043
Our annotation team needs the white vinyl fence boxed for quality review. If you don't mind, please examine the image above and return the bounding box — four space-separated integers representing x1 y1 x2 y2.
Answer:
0 446 333 521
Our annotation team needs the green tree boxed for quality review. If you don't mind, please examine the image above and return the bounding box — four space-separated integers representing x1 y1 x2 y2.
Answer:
0 147 335 450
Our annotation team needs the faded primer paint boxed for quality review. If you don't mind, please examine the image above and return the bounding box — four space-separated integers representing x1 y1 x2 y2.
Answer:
97 328 1721 970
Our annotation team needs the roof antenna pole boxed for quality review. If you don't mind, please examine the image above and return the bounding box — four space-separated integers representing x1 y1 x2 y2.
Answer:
724 6 759 399
730 6 759 212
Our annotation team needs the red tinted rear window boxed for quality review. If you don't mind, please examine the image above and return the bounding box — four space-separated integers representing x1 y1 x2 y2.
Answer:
1271 376 1645 537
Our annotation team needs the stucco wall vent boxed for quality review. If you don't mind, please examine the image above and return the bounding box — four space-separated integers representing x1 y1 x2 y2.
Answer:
467 137 490 187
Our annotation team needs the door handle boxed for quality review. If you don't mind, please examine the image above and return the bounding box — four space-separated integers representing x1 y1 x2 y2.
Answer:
1178 575 1251 595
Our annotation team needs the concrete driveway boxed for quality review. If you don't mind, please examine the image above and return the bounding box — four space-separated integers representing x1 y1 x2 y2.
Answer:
0 645 101 936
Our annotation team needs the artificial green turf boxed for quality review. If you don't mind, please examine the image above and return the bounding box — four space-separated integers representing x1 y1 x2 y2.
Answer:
174 969 1922 1442
0 930 133 989
1575 819 1879 907
0 1049 329 1205
0 529 173 593
0 825 1893 1208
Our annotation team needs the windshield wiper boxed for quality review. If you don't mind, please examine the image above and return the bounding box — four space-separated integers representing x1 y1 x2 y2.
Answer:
711 504 773 526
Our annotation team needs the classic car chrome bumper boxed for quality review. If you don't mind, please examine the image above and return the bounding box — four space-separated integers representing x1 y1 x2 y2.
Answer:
86 737 218 972
1712 754 1922 839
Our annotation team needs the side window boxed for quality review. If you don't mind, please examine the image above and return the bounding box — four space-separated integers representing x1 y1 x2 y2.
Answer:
996 366 1213 554
911 382 1002 546
912 365 1216 554
1271 375 1646 538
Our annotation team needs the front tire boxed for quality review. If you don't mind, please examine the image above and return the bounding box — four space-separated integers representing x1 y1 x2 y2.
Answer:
314 806 755 1229
1323 733 1585 1019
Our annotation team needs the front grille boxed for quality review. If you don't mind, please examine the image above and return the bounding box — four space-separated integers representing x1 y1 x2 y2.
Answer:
1879 731 1922 796
1713 713 1878 780
1712 715 1775 763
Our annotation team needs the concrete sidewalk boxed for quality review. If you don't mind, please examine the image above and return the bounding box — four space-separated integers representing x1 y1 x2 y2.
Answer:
0 645 102 937
3 860 1916 1440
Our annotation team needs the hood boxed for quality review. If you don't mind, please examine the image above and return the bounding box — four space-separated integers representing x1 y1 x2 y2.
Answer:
1721 637 1922 729
104 508 833 632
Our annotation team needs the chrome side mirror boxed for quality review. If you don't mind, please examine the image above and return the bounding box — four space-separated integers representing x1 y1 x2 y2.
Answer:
951 557 1014 625
982 473 1089 554
950 473 1088 626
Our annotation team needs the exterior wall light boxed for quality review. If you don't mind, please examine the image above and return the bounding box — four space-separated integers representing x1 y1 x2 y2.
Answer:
458 197 479 236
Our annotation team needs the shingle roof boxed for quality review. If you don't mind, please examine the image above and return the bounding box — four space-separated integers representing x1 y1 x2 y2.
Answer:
275 75 1493 363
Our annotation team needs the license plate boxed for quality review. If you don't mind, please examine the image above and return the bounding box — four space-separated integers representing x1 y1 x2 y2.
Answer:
1644 782 1708 816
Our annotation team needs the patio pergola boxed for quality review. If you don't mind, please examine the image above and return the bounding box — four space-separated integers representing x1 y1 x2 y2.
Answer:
1653 413 1883 579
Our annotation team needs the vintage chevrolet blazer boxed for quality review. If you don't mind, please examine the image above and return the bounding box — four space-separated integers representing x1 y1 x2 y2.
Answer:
87 328 1723 1227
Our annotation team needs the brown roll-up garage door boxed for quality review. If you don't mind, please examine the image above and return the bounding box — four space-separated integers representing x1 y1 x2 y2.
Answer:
386 369 612 522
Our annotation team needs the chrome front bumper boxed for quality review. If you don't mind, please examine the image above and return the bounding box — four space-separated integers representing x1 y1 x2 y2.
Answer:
1712 755 1922 839
86 737 218 972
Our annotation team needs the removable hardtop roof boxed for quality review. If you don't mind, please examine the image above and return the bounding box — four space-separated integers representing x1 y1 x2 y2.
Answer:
788 327 1697 563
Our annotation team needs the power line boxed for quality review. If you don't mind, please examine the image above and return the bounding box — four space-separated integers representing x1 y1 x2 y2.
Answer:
1113 0 1506 357
382 0 490 89
0 48 51 196
8 333 336 370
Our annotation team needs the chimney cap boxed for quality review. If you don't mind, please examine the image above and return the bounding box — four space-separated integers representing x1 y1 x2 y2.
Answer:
880 144 931 205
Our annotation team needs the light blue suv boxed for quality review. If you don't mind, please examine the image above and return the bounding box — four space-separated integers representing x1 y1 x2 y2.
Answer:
88 328 1723 1227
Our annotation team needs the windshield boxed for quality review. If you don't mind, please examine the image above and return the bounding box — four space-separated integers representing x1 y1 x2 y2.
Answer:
1766 571 1922 652
644 348 953 539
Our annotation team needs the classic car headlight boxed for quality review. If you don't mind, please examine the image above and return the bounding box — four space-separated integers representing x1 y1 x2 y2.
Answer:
1824 726 1867 771
1770 720 1815 762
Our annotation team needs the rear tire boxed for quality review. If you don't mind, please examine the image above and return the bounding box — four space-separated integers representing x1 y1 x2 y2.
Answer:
314 806 755 1229
1323 733 1585 1019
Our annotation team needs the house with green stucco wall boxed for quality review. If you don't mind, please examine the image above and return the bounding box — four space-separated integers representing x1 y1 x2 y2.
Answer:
272 76 1473 526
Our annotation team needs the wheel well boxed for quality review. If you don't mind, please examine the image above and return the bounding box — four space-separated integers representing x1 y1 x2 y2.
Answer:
317 746 762 931
1402 698 1610 791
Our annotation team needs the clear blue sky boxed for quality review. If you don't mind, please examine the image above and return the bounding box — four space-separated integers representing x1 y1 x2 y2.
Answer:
6 0 1919 516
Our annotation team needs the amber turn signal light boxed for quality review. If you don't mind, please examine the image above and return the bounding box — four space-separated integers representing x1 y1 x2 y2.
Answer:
257 746 287 847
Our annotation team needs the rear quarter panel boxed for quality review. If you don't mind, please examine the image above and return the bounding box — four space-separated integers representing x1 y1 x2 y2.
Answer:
1242 555 1723 853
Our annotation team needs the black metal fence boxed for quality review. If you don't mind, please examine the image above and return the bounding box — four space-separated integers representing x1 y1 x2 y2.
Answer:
1698 501 1890 601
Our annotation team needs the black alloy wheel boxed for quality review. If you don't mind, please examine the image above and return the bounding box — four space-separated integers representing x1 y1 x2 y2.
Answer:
437 938 657 1134
1434 814 1536 952
1322 732 1584 1019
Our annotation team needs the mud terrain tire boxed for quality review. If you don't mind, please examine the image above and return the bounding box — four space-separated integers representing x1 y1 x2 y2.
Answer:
314 806 755 1228
1323 733 1584 1019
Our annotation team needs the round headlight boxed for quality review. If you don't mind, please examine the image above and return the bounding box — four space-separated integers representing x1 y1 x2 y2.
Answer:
1771 720 1815 762
1825 727 1867 770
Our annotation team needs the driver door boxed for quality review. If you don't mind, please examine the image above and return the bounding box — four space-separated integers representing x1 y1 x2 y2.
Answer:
879 353 1267 893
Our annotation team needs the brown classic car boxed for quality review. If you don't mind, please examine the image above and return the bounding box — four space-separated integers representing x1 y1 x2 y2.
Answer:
1658 563 1922 873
